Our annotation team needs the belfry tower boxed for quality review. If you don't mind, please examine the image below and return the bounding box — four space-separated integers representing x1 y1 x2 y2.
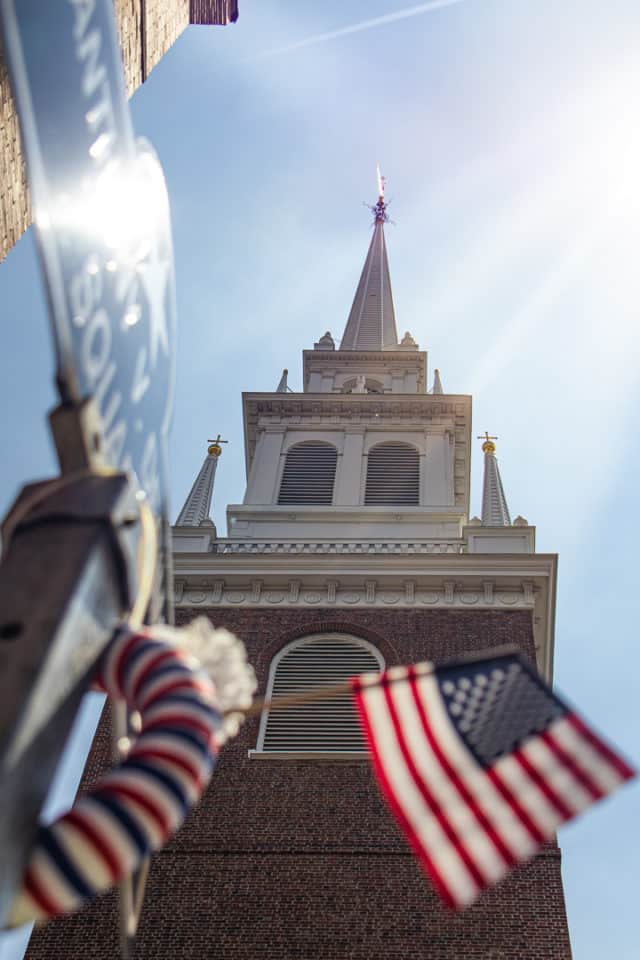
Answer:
27 183 572 958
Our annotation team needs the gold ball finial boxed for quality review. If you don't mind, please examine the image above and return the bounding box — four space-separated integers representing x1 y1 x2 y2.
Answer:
477 431 498 454
207 433 228 457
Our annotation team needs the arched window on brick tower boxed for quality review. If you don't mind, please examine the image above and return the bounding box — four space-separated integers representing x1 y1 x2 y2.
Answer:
365 441 420 505
255 634 384 755
278 441 338 505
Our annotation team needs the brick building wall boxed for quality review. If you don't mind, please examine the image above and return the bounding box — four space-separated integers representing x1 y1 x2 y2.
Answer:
27 608 572 959
143 0 190 80
0 52 29 262
0 0 237 262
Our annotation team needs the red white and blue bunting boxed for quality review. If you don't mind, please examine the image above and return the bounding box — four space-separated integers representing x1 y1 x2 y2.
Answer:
9 619 255 926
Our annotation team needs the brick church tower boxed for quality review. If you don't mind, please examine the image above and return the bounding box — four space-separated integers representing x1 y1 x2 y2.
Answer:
27 184 572 958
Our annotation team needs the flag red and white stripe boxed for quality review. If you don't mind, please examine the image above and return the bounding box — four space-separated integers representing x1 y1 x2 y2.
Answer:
352 657 634 909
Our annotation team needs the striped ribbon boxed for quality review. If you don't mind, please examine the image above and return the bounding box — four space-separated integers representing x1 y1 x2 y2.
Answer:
9 624 223 926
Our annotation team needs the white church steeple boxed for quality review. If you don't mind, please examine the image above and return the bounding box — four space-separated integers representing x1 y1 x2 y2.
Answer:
172 180 553 682
230 178 466 542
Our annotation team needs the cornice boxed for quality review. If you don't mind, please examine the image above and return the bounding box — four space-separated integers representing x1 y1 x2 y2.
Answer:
172 551 557 682
242 391 472 477
174 551 556 580
243 392 471 416
302 348 428 388
226 505 467 525
302 349 427 365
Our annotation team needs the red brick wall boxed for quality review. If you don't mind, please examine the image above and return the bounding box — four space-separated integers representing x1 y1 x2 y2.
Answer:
27 609 572 959
0 0 238 261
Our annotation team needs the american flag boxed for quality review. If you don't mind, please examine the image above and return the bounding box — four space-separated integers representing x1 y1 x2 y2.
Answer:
352 652 634 909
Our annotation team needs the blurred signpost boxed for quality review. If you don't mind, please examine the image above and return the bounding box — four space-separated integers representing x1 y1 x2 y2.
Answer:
0 0 176 948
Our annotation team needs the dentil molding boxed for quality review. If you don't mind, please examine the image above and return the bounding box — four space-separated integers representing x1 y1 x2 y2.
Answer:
173 577 537 611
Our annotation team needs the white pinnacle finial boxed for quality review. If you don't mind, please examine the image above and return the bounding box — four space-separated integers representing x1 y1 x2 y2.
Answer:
377 163 385 200
176 437 227 527
478 433 511 526
432 368 444 394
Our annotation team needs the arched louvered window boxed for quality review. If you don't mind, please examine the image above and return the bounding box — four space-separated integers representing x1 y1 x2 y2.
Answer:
257 635 384 754
365 442 420 505
278 442 337 505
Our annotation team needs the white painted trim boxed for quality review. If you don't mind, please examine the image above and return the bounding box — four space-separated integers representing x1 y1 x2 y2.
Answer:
363 435 424 455
281 435 343 455
228 505 467 522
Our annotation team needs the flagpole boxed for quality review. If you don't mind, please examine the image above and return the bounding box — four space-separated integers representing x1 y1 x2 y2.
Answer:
241 679 356 720
234 645 524 721
240 665 437 719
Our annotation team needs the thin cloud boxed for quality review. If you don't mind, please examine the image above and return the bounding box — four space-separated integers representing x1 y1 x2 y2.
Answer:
467 227 596 397
256 0 467 59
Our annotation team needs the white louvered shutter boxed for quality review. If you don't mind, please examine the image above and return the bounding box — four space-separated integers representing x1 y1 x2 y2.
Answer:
261 636 383 752
278 443 337 505
365 442 420 505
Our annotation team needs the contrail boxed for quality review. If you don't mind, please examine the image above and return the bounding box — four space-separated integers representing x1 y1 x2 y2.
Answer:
256 0 467 59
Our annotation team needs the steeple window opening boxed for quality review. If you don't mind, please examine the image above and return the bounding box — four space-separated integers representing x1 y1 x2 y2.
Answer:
278 441 338 505
341 376 384 395
365 441 420 505
256 634 384 754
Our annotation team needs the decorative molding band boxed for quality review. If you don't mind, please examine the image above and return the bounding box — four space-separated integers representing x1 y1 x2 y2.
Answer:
215 540 464 556
174 578 538 611
253 411 465 427
246 394 470 417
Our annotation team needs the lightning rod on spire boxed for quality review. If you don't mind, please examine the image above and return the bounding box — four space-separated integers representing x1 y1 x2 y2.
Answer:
371 166 390 224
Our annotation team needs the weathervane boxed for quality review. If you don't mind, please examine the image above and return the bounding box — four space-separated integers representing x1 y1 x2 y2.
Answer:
367 164 391 224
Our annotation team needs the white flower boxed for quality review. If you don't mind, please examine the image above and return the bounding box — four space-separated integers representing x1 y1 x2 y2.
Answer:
173 617 257 746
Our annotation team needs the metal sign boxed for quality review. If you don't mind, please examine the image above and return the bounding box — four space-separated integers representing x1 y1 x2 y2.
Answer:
0 0 176 527
0 0 177 935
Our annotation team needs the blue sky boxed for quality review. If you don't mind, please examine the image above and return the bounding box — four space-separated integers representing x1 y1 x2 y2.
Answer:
0 1 639 956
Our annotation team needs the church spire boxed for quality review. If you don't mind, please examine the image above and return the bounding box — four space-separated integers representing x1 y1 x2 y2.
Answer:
276 368 290 392
431 368 444 394
176 436 227 527
478 433 511 526
340 169 399 351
